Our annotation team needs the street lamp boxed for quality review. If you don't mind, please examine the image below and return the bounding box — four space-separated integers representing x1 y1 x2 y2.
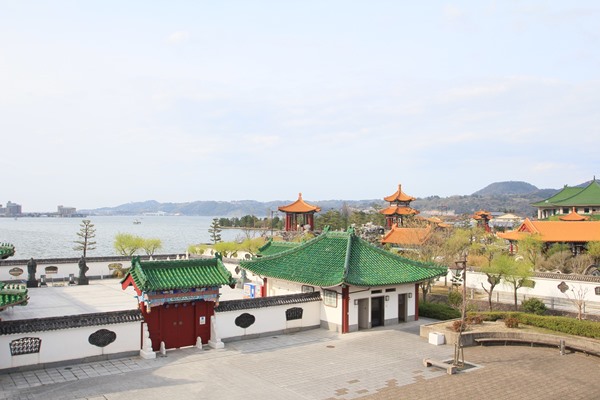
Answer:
453 258 467 367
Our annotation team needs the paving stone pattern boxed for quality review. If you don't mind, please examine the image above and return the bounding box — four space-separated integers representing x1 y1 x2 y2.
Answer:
1 319 599 400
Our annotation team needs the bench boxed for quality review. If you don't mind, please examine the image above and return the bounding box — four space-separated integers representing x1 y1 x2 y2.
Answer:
474 337 600 357
423 358 457 375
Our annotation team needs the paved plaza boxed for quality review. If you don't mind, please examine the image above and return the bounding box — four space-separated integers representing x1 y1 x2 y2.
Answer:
1 319 599 400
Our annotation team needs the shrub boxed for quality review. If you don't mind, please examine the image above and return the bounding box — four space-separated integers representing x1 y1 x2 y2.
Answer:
469 312 600 339
418 302 461 320
521 298 547 315
504 317 519 328
447 290 463 309
451 319 468 332
466 314 483 325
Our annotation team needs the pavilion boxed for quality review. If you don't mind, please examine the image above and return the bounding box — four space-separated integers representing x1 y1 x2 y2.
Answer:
240 228 446 333
379 184 419 228
278 193 321 231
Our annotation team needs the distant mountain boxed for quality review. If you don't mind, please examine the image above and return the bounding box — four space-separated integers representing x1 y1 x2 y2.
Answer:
81 181 568 219
83 199 382 217
472 181 539 196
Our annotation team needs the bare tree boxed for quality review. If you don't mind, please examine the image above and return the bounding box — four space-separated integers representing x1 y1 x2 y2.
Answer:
564 284 589 320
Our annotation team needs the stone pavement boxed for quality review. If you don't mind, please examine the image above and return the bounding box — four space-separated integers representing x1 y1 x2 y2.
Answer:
1 319 599 400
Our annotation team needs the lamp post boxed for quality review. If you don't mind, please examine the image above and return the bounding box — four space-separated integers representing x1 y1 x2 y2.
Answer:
453 258 467 367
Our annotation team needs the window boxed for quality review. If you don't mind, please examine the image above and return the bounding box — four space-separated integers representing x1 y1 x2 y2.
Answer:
385 288 397 292
584 208 590 213
323 289 338 307
563 208 569 214
371 289 382 294
301 285 314 293
595 287 600 296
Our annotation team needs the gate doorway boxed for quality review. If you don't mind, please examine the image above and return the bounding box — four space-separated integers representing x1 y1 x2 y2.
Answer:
358 299 369 330
371 296 384 328
145 301 213 351
398 294 407 322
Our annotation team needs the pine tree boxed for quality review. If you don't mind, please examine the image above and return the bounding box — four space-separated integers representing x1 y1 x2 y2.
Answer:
74 219 97 258
208 217 222 244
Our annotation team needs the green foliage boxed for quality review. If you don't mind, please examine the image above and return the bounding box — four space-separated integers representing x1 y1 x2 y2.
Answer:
213 241 239 258
208 218 222 244
470 312 600 339
518 233 544 269
586 241 600 264
546 243 570 257
521 298 547 315
418 302 461 320
238 237 267 257
114 233 144 256
187 243 208 255
141 238 162 256
447 290 463 309
74 219 97 258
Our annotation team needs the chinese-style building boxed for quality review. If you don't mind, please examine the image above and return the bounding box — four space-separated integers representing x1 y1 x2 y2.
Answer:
498 218 600 255
381 216 451 247
532 178 600 219
472 210 492 232
242 228 446 334
278 193 321 231
379 184 419 228
121 255 236 350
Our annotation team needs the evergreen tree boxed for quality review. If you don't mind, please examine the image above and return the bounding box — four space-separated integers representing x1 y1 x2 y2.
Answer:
208 217 222 244
74 219 97 258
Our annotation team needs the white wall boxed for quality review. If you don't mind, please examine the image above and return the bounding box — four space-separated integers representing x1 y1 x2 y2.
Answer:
458 271 600 313
215 300 321 341
347 284 416 328
0 322 140 371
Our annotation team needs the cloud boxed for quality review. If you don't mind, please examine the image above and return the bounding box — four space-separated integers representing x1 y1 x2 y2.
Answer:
165 31 190 45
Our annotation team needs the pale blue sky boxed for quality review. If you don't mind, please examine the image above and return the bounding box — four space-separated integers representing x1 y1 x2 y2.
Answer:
1 1 599 211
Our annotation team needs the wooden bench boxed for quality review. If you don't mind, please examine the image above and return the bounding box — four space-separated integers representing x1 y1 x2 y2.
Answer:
474 337 600 357
423 358 457 375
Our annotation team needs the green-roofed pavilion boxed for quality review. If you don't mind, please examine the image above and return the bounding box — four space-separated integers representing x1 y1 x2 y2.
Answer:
241 228 446 333
121 254 236 350
532 179 600 219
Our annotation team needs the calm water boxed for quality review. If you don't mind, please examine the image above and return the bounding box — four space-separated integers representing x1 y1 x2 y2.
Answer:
0 216 249 259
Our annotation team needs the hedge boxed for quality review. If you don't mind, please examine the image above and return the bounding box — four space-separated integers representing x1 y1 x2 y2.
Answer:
419 302 461 320
469 311 600 339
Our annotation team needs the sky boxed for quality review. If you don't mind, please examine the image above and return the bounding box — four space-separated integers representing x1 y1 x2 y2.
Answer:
1 1 599 212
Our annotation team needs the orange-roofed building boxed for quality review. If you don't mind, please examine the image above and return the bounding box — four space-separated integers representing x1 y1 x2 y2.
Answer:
498 218 600 254
380 184 419 228
472 210 492 232
382 225 433 246
278 193 321 231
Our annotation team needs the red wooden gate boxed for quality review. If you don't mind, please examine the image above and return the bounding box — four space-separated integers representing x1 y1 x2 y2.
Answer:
143 301 214 351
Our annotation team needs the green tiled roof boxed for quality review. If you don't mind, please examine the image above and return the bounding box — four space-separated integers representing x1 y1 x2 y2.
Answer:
0 282 28 310
258 239 301 257
123 255 236 292
0 243 15 260
532 180 600 207
241 230 446 287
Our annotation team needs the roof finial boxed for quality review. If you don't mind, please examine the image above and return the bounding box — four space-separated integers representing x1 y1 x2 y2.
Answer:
299 192 303 199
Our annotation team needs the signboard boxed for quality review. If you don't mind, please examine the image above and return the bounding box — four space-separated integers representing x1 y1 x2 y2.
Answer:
323 289 338 307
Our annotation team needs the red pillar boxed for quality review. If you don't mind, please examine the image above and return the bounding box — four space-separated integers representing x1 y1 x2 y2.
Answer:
342 286 349 333
414 283 419 321
262 277 267 297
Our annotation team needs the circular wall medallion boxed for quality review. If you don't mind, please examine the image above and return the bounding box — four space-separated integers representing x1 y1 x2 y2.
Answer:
88 329 117 347
235 313 256 329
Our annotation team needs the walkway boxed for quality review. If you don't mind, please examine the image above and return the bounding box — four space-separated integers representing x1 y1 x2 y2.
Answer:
1 319 599 400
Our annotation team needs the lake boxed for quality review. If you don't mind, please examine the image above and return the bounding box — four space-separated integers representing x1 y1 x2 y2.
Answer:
0 216 252 259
